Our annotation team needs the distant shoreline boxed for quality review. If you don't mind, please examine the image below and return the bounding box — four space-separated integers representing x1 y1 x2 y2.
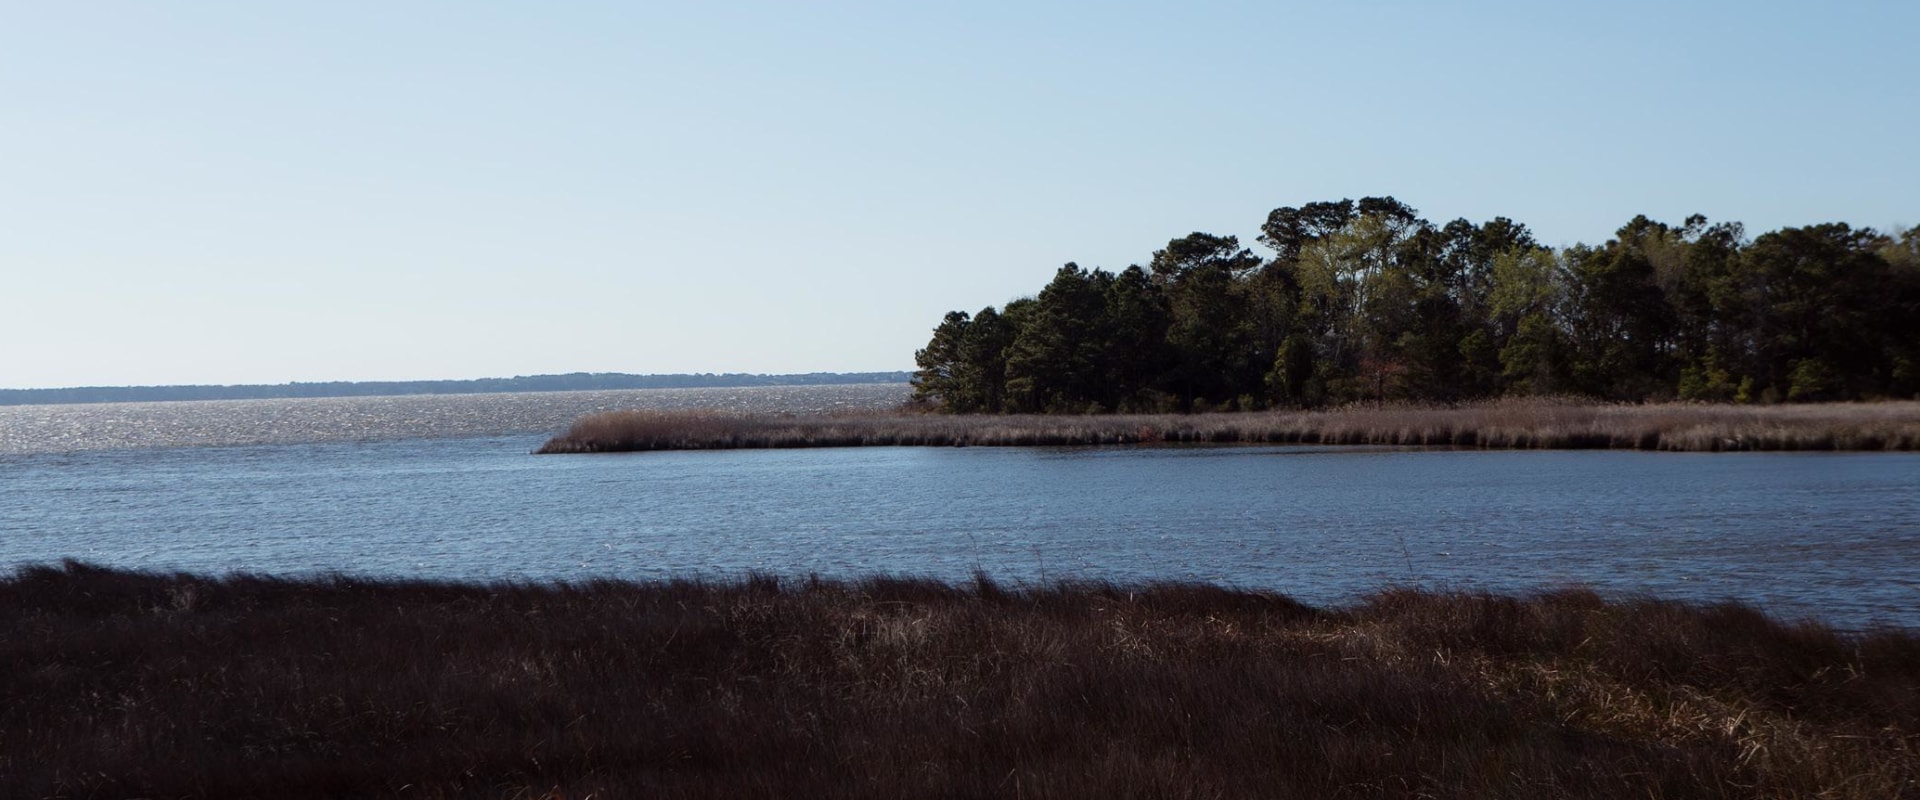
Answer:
0 371 911 406
538 398 1920 453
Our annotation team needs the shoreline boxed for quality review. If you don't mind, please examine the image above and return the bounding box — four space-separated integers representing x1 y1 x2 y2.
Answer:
537 398 1920 453
7 562 1916 798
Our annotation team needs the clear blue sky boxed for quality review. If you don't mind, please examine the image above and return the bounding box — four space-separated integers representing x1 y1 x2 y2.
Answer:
3 1 1914 389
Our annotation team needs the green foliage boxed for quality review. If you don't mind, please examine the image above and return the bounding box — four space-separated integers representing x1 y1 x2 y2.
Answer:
1456 328 1500 398
909 200 1915 413
1561 230 1679 399
1487 247 1560 333
1677 360 1740 403
1005 264 1113 412
1266 333 1318 406
1788 358 1842 402
1738 223 1897 401
911 310 973 408
1880 226 1920 271
1160 234 1259 409
1258 199 1353 262
1499 312 1562 395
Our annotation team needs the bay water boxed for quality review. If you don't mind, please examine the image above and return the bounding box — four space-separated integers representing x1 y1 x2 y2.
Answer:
3 385 1916 629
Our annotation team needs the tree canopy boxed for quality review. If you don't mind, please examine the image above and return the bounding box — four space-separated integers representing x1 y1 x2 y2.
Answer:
912 199 1919 412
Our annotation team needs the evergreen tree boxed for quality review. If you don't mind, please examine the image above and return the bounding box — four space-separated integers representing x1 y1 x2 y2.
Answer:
1004 264 1110 412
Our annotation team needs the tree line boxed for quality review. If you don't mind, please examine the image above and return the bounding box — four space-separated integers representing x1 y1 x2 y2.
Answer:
913 198 1920 413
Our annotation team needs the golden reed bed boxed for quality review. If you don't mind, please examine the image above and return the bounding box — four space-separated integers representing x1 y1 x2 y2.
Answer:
537 399 1920 453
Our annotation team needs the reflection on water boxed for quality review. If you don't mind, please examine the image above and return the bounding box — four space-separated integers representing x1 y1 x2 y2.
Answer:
4 421 1917 630
0 384 910 454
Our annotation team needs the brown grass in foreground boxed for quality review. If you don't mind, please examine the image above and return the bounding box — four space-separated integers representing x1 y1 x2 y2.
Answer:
4 562 1916 799
536 399 1920 453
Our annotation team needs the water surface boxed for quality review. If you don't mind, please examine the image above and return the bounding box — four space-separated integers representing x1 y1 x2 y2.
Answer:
4 396 1915 630
0 384 908 454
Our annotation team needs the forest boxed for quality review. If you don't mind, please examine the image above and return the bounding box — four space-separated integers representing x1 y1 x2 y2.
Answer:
912 198 1920 413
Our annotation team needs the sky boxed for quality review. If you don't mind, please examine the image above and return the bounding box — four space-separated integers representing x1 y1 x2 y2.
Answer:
2 1 1915 389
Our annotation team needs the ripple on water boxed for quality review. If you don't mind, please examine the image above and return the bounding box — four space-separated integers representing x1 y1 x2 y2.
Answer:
0 384 911 454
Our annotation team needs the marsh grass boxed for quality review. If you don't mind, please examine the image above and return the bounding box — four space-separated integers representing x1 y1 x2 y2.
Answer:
536 398 1920 453
5 562 1916 798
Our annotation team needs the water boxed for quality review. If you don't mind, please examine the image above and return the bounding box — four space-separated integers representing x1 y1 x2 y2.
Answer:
0 384 907 454
4 387 1918 629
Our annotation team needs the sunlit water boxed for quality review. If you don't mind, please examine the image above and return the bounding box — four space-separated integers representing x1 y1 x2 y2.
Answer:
0 384 907 454
3 386 1917 629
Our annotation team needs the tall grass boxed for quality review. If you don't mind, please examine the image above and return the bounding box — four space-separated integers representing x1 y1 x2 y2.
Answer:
537 398 1920 453
4 562 1915 798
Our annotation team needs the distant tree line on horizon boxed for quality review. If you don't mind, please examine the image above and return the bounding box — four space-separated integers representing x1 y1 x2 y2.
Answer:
913 197 1920 413
0 372 914 406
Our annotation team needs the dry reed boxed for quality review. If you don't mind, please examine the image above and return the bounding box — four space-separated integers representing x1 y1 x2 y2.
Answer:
4 562 1914 799
537 399 1920 453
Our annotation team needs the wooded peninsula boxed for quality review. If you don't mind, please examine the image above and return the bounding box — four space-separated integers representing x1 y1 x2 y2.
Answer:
910 198 1919 413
